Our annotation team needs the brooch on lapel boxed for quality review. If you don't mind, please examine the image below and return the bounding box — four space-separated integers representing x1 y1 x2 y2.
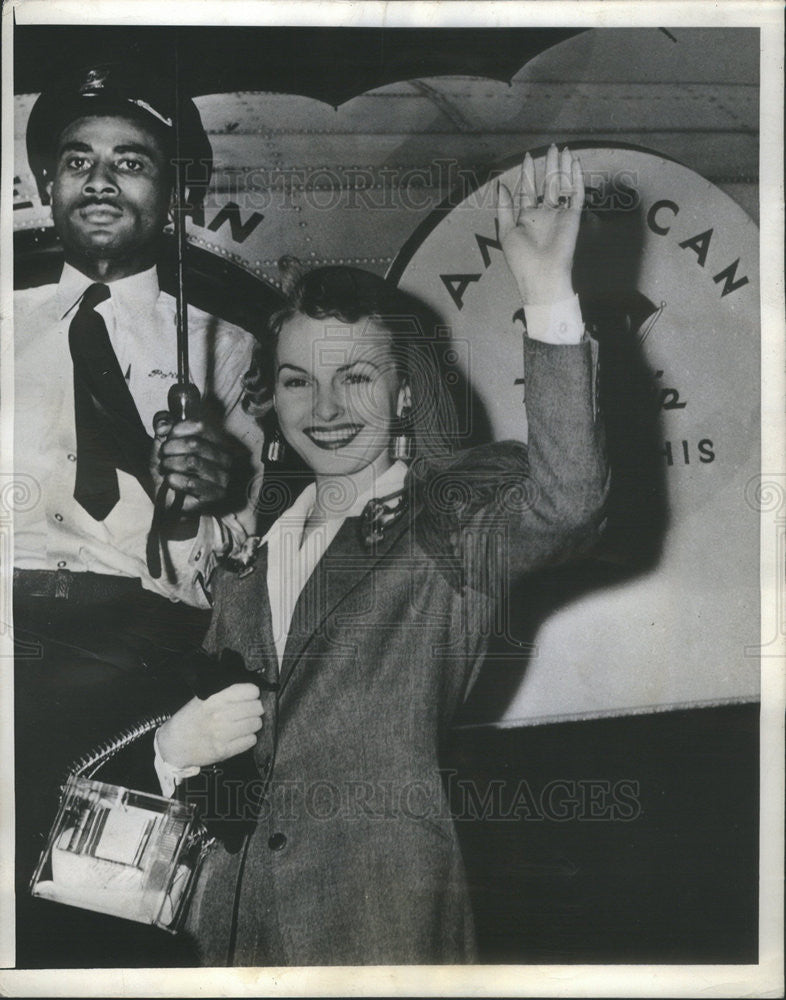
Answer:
359 489 408 548
225 535 264 578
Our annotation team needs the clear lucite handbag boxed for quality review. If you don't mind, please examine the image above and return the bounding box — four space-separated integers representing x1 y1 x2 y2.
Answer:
29 714 214 932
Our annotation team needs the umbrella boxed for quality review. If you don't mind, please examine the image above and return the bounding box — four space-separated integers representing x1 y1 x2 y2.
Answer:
14 21 586 378
13 22 585 578
13 25 585 107
14 22 588 357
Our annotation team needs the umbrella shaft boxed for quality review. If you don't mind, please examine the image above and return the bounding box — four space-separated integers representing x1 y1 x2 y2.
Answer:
174 161 189 383
173 35 189 385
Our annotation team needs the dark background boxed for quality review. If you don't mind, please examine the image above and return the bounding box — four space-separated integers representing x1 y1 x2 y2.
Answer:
450 704 759 965
13 24 584 106
14 703 759 968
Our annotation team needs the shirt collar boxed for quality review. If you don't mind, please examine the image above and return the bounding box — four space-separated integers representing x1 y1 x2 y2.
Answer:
56 262 160 321
261 459 410 545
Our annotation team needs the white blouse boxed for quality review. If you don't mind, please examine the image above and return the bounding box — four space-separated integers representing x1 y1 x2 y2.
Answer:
263 459 410 667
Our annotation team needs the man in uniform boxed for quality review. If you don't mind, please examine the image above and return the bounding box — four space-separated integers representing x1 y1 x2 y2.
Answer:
12 62 265 966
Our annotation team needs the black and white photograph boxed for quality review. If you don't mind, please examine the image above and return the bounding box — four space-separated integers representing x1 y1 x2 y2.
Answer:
1 1 783 995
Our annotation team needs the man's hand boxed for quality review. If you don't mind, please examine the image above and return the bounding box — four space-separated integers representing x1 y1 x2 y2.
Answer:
152 412 233 514
497 144 585 306
157 683 264 769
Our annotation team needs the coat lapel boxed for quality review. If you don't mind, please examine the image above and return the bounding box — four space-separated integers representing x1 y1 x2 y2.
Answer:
278 500 415 693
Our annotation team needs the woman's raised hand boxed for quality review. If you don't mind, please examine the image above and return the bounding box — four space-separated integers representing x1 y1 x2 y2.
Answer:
157 682 264 769
497 144 584 306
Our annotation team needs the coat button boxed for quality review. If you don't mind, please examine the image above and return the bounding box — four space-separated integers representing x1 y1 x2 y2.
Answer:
268 832 287 851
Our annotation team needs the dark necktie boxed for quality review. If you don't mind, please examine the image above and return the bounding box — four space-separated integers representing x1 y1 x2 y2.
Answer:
68 283 154 520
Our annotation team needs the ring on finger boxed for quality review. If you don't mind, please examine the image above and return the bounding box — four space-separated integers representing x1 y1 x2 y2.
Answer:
557 194 570 207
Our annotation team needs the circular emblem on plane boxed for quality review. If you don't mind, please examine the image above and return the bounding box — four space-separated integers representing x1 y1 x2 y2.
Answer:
391 145 760 722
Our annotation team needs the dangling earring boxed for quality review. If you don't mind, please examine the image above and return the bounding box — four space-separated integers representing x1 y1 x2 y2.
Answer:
266 425 286 463
390 385 413 462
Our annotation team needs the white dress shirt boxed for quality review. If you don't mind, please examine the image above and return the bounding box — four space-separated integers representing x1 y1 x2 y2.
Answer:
14 263 264 607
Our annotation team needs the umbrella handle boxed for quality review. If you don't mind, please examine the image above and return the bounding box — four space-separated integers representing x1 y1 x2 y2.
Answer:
168 381 201 422
146 382 202 582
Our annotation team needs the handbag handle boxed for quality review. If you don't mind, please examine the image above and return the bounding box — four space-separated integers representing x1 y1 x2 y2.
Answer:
65 712 171 784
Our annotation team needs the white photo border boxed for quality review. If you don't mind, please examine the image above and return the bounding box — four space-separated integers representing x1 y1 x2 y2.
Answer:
1 2 783 996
